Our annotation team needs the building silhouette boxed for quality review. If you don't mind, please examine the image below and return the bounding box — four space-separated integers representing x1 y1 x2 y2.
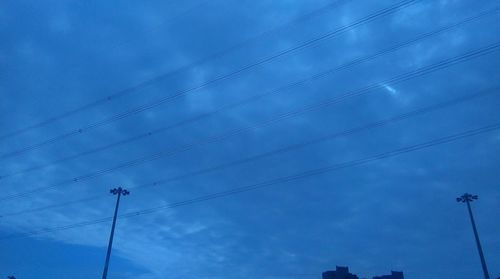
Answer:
322 266 359 279
373 271 404 279
322 266 404 279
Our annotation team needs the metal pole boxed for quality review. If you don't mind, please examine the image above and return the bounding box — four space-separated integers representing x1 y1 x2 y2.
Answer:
457 193 490 279
102 187 129 279
465 199 490 279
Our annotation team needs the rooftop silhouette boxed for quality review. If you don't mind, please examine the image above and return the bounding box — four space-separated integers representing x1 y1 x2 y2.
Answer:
373 271 404 279
323 266 404 279
323 266 359 279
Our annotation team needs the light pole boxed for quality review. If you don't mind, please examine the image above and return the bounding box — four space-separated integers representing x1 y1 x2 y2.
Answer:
456 193 490 279
102 187 130 279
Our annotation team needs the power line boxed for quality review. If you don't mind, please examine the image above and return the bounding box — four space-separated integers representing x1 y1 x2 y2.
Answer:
2 6 497 179
0 0 210 138
0 0 419 159
0 42 498 202
1 86 497 218
0 0 352 142
1 120 499 241
0 195 103 218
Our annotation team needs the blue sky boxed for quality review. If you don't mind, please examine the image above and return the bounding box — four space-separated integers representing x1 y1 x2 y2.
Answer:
0 0 499 278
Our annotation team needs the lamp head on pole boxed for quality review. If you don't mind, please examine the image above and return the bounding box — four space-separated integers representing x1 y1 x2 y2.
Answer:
456 193 478 203
110 187 130 196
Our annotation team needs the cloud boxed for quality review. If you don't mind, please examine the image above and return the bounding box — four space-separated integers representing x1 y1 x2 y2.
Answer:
382 83 398 96
1 0 500 278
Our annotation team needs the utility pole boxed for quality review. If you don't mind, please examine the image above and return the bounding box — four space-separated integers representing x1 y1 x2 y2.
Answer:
102 187 130 279
456 193 490 279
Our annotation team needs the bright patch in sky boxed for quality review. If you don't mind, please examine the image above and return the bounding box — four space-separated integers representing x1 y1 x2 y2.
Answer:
383 83 398 96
